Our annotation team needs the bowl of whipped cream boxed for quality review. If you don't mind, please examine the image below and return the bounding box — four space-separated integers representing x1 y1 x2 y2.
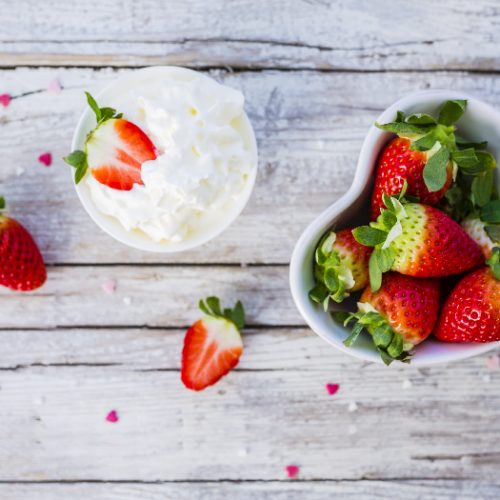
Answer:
71 66 258 252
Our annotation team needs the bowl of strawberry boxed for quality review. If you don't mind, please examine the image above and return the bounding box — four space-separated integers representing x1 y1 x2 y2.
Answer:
290 90 500 366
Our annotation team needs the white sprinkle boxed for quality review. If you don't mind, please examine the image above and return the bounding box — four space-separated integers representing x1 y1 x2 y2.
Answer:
237 447 248 457
15 167 25 176
34 396 45 406
123 297 132 305
402 379 412 389
348 424 357 435
486 354 500 370
348 401 358 412
47 78 62 93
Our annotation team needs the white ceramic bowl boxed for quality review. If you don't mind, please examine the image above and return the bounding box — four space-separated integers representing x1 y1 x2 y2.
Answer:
71 66 258 253
290 89 500 366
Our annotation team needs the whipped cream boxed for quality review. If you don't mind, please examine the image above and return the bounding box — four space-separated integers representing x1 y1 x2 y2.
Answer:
85 70 256 243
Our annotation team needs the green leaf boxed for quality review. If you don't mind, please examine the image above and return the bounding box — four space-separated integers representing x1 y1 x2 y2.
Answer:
376 247 395 273
423 146 450 192
451 148 479 168
230 301 245 330
406 113 437 125
482 200 500 224
386 332 404 358
352 226 387 247
410 131 438 151
309 283 329 304
199 299 211 316
471 171 494 207
456 136 488 149
476 151 497 171
485 225 500 244
331 311 351 324
74 161 88 184
438 99 467 125
206 296 222 317
486 247 500 280
0 196 5 210
324 268 340 292
372 324 393 349
369 252 383 292
395 111 406 123
375 121 431 137
380 210 397 231
63 150 87 169
343 322 364 347
85 92 102 122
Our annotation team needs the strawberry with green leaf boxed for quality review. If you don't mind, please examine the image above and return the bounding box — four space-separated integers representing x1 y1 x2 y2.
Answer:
309 228 372 308
64 92 157 190
434 247 500 343
181 297 245 391
340 273 441 364
372 99 492 219
353 193 484 291
0 196 46 291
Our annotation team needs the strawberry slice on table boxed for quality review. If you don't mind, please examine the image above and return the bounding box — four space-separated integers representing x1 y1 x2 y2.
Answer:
310 228 372 308
0 196 46 291
353 190 484 291
372 99 493 220
434 247 500 342
64 92 157 191
181 297 245 391
338 272 441 364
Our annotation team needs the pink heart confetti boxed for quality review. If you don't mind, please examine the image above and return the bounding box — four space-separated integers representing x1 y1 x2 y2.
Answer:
326 383 339 396
38 152 52 167
285 464 299 479
106 410 119 423
47 78 62 93
101 279 117 295
0 93 11 107
486 354 499 370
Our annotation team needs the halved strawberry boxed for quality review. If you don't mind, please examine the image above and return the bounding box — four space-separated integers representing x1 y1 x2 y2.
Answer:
309 228 372 308
340 272 441 364
353 192 484 291
64 92 156 191
181 297 245 391
0 196 46 291
372 100 489 220
434 247 500 343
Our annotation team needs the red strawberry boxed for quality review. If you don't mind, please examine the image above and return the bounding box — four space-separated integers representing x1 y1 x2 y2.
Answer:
371 137 452 219
434 247 500 342
0 197 46 291
64 92 156 191
341 272 441 364
310 228 372 307
353 195 484 291
181 297 245 391
372 100 481 220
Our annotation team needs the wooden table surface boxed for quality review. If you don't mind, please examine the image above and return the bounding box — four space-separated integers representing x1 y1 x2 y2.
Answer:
1 1 500 499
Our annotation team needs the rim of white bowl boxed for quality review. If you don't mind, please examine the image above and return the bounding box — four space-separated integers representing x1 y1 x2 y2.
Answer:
70 66 258 253
290 89 500 366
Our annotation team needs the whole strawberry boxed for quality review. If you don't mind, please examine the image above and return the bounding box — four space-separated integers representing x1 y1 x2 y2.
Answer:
341 273 441 364
353 192 484 291
0 197 46 291
181 297 245 391
64 92 157 191
310 228 372 308
372 100 489 219
434 247 500 343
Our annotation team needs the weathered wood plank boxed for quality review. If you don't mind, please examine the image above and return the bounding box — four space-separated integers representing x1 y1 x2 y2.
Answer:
2 68 500 264
0 480 499 500
1 0 500 70
0 356 498 481
0 266 301 328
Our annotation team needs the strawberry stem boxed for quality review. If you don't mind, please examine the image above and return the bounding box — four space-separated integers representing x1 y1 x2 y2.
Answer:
487 247 500 280
199 296 245 330
0 196 5 211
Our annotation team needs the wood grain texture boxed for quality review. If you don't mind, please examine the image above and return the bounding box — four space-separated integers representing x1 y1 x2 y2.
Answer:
0 265 300 328
1 0 500 70
3 68 500 264
0 353 499 481
1 480 499 500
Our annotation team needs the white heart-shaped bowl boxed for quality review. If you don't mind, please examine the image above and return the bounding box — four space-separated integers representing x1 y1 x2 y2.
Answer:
290 89 500 366
71 66 258 253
